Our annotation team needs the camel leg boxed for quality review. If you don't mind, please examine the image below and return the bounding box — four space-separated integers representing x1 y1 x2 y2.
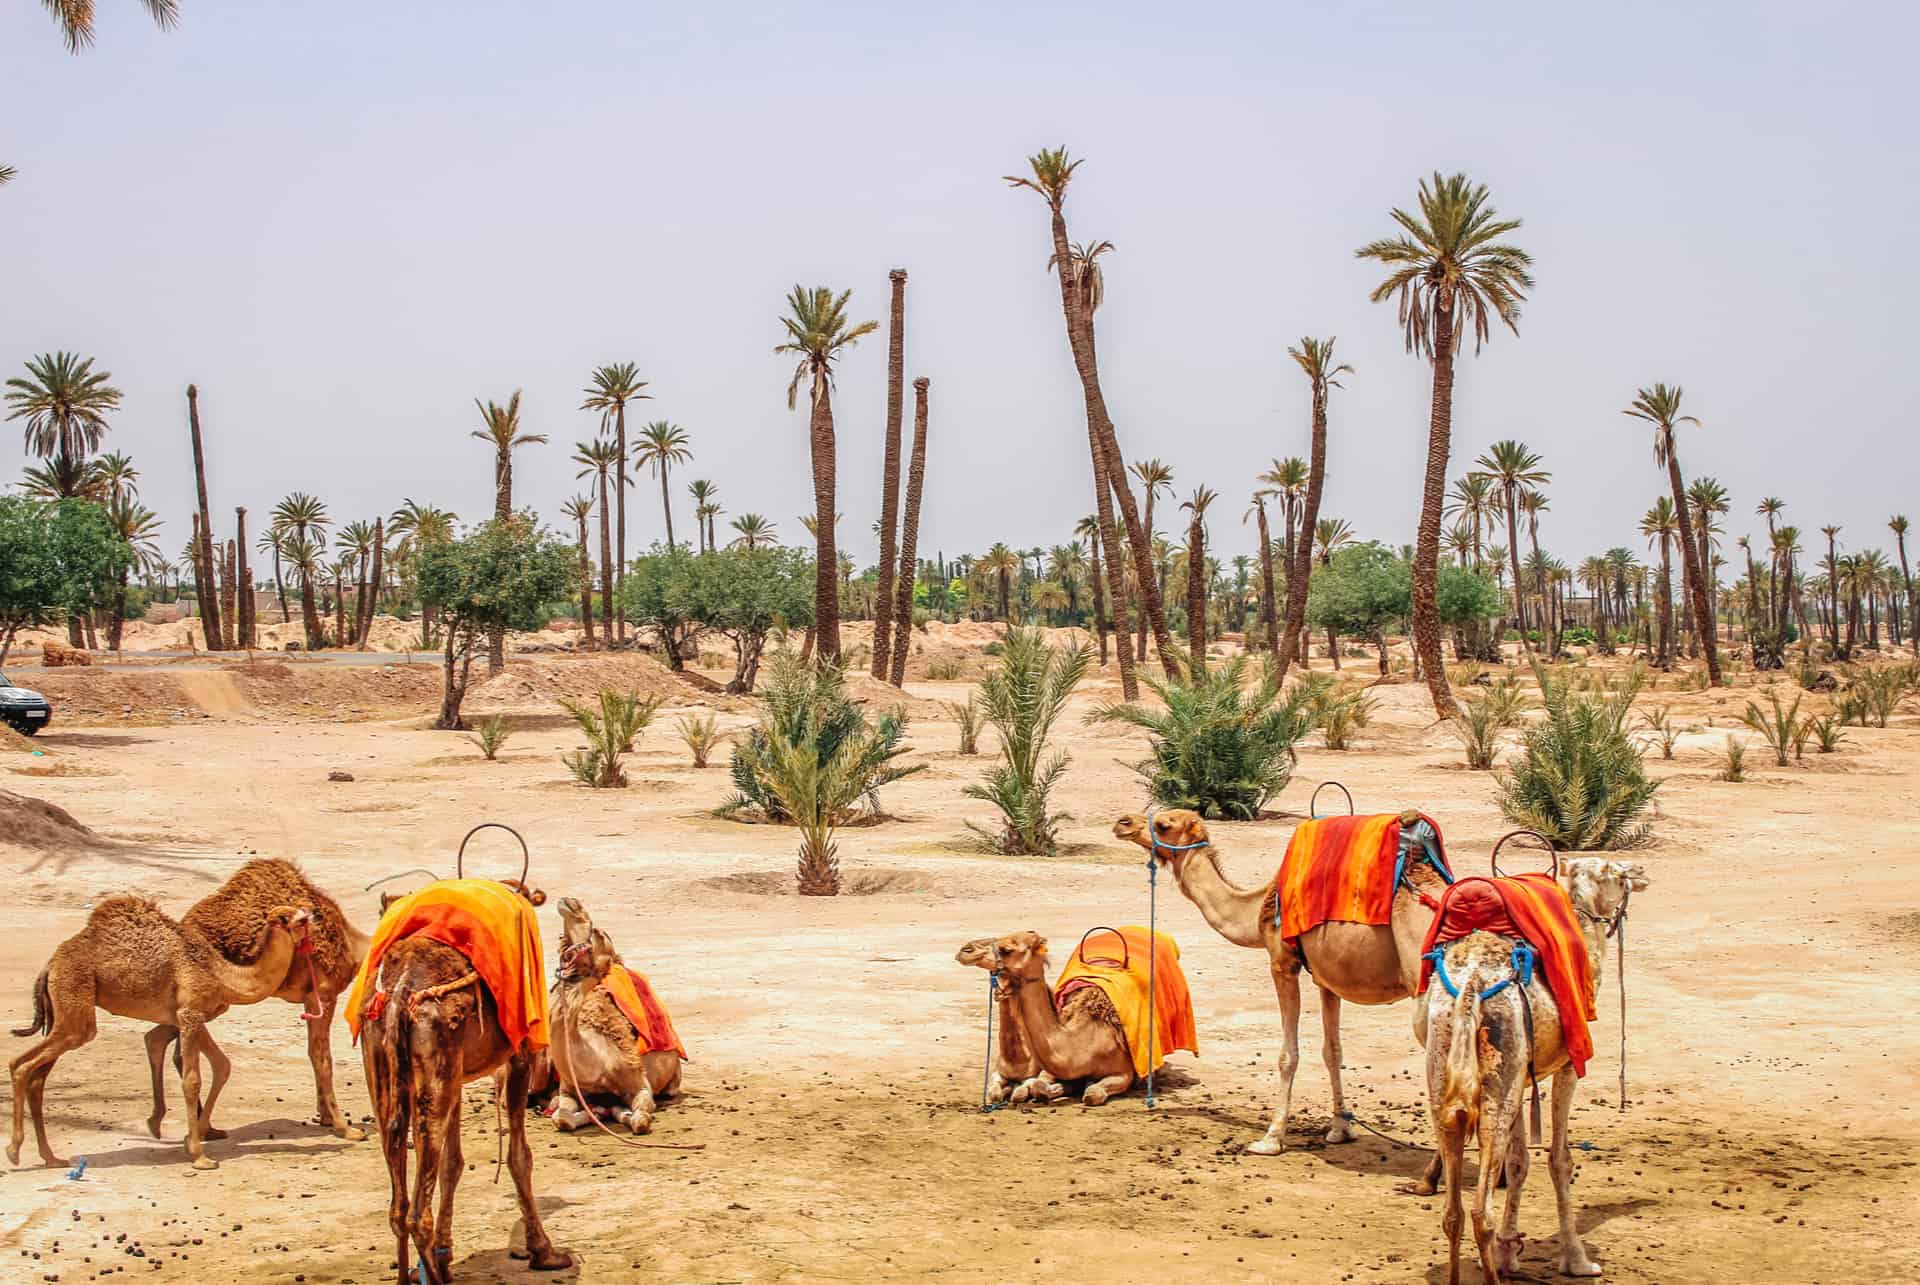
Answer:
1080 1072 1133 1107
407 1047 457 1285
363 1024 410 1285
10 1013 85 1168
1471 1095 1513 1284
549 1091 591 1132
175 1018 220 1170
196 1027 234 1141
1549 1069 1602 1277
501 1055 572 1271
144 1025 176 1139
1246 961 1304 1155
1495 1123 1531 1276
1319 989 1355 1144
305 995 367 1141
621 1079 658 1135
431 1088 464 1274
1433 1103 1469 1285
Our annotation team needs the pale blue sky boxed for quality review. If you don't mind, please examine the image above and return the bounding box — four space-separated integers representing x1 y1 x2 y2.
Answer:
3 1 1914 571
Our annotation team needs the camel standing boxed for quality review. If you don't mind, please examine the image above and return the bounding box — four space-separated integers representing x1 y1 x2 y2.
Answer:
1422 858 1648 1284
954 936 1063 1105
1113 808 1446 1154
989 931 1137 1105
145 859 371 1143
545 896 684 1135
356 884 569 1284
9 896 311 1170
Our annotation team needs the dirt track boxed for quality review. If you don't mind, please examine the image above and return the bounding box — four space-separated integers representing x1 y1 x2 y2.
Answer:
2 655 1917 1282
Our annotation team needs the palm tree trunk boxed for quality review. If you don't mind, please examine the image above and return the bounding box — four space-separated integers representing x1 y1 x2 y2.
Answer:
1504 483 1529 653
359 518 383 648
887 377 931 687
575 515 594 646
1186 517 1207 675
1255 500 1278 661
107 566 129 651
615 402 628 641
599 472 618 657
659 464 675 551
1897 532 1916 656
1656 534 1674 668
236 508 255 649
186 385 225 651
333 569 347 647
1088 426 1138 698
1411 304 1460 717
1666 456 1720 682
271 545 288 623
489 445 510 671
806 372 842 660
219 541 237 649
352 552 370 648
1279 384 1331 678
1135 489 1154 664
872 268 908 680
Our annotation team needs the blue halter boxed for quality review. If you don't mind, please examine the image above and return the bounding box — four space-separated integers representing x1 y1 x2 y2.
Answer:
1425 940 1536 1002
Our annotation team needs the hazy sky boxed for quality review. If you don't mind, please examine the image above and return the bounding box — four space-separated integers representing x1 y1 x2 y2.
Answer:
4 1 1915 574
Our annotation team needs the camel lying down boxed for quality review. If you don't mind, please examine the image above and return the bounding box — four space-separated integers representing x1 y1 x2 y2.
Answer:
954 937 1064 1105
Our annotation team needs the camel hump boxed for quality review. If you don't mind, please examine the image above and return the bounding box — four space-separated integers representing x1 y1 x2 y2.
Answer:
185 859 354 975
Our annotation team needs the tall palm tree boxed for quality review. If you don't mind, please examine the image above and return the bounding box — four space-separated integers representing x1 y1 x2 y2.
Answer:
582 362 650 631
1819 524 1844 653
1624 384 1720 683
1314 517 1356 565
102 495 161 650
776 285 876 660
257 523 290 623
1007 148 1177 681
634 420 691 551
42 0 179 52
1473 440 1549 646
1180 486 1217 673
871 267 910 680
272 492 329 648
1243 492 1279 658
1444 474 1497 567
1277 337 1351 676
90 451 139 502
1129 458 1175 664
574 438 621 649
1891 515 1914 655
182 384 225 649
339 519 378 645
1641 497 1680 667
1357 173 1533 717
729 513 775 550
561 494 596 645
6 351 122 481
687 479 719 553
1687 476 1729 641
1519 487 1550 632
471 390 544 670
887 377 933 686
981 543 1021 622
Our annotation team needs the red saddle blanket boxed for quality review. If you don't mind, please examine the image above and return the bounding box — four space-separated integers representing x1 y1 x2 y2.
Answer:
1419 872 1597 1076
602 966 688 1060
1274 812 1444 943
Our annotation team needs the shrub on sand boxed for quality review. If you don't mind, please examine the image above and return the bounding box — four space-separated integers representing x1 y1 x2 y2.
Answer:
467 714 511 761
561 690 661 788
676 713 723 768
1496 661 1657 850
965 627 1090 855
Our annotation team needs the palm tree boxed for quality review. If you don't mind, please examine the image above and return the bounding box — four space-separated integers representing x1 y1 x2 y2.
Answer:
1624 384 1720 683
90 451 139 502
1357 173 1533 716
729 513 775 550
387 498 454 638
1519 487 1550 628
1276 337 1351 676
338 520 378 645
1641 497 1680 667
1819 524 1844 653
42 0 179 52
101 496 161 650
1444 475 1496 566
281 531 326 649
574 438 621 650
687 479 719 553
1473 440 1549 647
1314 517 1355 565
181 385 225 649
1129 458 1175 663
1891 515 1914 655
776 285 877 661
634 420 691 551
870 268 911 680
1180 486 1217 673
981 543 1021 622
471 390 544 670
272 492 330 648
561 495 596 645
582 362 650 631
1007 148 1178 681
887 377 933 685
1687 476 1729 641
0 165 13 184
6 351 122 481
1243 492 1279 658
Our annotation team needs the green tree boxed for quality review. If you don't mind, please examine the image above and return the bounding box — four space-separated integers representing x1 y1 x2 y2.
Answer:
964 626 1092 853
1357 174 1533 717
686 546 815 693
1306 542 1412 673
0 497 130 662
6 352 122 489
573 436 621 643
619 544 701 671
471 390 545 670
417 517 578 729
1473 439 1549 642
1276 338 1351 676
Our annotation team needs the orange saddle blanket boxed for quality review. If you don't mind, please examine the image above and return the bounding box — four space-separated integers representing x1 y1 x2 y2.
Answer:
602 966 688 1060
1053 926 1197 1077
345 878 549 1052
1274 812 1449 943
1419 872 1596 1076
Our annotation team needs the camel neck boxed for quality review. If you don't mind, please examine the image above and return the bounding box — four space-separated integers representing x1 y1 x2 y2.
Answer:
208 926 299 1005
1005 969 1079 1072
994 989 1032 1064
1168 849 1268 949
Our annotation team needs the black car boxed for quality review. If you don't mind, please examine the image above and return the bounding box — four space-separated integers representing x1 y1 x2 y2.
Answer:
0 670 53 735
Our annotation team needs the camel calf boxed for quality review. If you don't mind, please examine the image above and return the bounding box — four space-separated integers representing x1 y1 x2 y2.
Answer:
954 936 1063 1105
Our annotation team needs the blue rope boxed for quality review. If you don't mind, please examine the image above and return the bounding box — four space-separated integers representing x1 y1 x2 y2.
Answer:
1423 940 1538 1002
981 970 1006 1113
1141 804 1206 1111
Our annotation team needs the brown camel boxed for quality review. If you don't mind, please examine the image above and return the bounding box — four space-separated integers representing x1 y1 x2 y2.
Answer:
544 896 684 1135
1113 808 1446 1154
357 883 570 1285
954 936 1063 1105
1422 858 1648 1284
9 896 311 1170
989 931 1136 1105
145 858 371 1144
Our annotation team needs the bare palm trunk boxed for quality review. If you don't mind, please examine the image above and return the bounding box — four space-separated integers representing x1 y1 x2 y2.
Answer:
271 545 288 623
299 567 322 650
236 508 255 649
1277 379 1331 677
1655 533 1674 669
489 445 510 672
888 377 931 686
808 374 841 660
574 515 594 646
1412 304 1460 717
1255 500 1278 660
872 268 908 679
1135 489 1154 664
615 402 628 640
599 471 618 658
1897 531 1916 656
1667 455 1720 682
658 464 675 552
1092 426 1139 698
186 385 224 651
1186 517 1207 675
1504 482 1528 654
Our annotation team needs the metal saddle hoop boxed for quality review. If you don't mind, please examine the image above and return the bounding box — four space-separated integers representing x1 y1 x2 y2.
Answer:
1489 828 1560 880
1075 926 1131 970
1309 780 1354 819
456 821 532 888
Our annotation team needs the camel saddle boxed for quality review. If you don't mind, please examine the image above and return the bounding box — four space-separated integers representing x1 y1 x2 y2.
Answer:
1274 809 1453 944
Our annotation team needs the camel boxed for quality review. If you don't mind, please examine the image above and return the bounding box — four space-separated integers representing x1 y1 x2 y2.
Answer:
145 859 372 1144
988 931 1137 1105
543 896 684 1135
9 896 311 1170
1421 858 1648 1284
357 881 569 1285
953 936 1064 1105
1113 807 1447 1154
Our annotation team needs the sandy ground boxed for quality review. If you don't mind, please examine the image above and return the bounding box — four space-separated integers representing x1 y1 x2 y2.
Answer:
2 647 1917 1283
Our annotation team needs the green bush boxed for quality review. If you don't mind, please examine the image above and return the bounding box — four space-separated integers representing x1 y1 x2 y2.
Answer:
1638 705 1680 760
676 712 723 767
1496 661 1658 850
1562 625 1596 647
1739 688 1803 767
561 690 662 788
467 714 511 761
945 694 985 755
964 627 1091 854
1450 676 1528 770
1091 655 1315 820
1716 735 1748 782
1845 665 1910 728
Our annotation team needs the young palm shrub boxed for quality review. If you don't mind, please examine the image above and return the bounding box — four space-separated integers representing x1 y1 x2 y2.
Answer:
1808 713 1847 753
561 690 662 788
1312 682 1378 751
1449 676 1529 771
925 658 964 681
1090 654 1316 820
964 628 1091 855
1845 665 1909 728
1739 689 1802 767
1716 735 1748 782
1496 662 1658 850
1637 705 1680 760
757 715 887 895
722 652 919 824
945 695 985 755
466 714 511 761
676 712 723 767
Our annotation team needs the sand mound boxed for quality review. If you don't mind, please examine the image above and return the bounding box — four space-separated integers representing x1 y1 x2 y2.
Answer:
0 787 102 853
467 653 741 712
1 725 43 753
690 867 942 897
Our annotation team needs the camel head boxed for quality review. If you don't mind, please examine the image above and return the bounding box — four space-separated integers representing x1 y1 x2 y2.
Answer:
554 896 619 982
954 936 1001 972
1112 809 1210 864
1560 858 1650 927
991 931 1049 982
499 879 547 906
266 904 313 944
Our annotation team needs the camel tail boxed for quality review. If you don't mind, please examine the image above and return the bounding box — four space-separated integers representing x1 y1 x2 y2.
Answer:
1441 974 1484 1135
11 968 51 1038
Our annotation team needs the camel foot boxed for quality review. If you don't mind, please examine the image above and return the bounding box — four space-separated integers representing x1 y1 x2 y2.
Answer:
338 1124 368 1142
1558 1244 1602 1277
1244 1135 1286 1156
146 1113 165 1140
201 1125 229 1141
1324 1118 1356 1144
1496 1232 1526 1276
553 1113 580 1133
626 1112 653 1136
528 1246 573 1272
1396 1177 1439 1197
4 1142 20 1166
190 1155 219 1171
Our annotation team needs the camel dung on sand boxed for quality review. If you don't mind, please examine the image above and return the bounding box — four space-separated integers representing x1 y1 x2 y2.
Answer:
543 895 684 1135
1421 857 1648 1284
9 896 311 1170
954 936 1063 1105
146 858 372 1144
1112 807 1447 1155
987 931 1137 1106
